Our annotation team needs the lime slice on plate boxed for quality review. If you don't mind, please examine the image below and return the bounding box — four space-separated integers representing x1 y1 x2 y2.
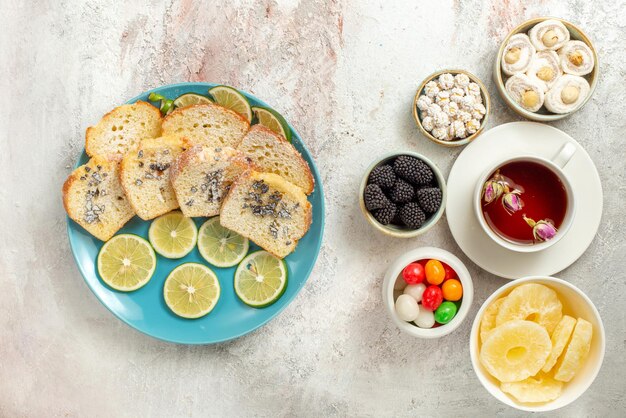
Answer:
164 263 221 319
252 106 292 141
97 234 156 292
234 251 288 308
173 93 213 108
148 211 198 259
208 85 252 122
198 217 249 268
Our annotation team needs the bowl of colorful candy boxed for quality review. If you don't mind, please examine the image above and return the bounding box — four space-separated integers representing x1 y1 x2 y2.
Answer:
382 247 474 338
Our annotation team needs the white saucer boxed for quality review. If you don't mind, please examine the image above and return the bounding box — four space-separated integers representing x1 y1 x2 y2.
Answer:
446 122 603 279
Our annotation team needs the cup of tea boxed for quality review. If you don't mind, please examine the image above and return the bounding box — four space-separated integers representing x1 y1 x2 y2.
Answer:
473 143 576 252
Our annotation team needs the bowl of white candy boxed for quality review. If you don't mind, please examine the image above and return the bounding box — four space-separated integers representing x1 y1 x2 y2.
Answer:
413 69 491 147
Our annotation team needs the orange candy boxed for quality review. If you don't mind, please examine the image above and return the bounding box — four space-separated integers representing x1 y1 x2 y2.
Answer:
425 260 445 285
442 279 463 301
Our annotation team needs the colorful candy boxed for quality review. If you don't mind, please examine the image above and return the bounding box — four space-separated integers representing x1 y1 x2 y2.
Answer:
395 294 420 322
425 259 445 285
442 279 463 301
403 283 426 302
402 263 425 284
422 285 443 311
443 262 457 281
434 301 458 324
393 258 464 330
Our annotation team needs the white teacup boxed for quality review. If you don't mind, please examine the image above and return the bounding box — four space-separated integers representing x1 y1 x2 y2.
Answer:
473 143 576 252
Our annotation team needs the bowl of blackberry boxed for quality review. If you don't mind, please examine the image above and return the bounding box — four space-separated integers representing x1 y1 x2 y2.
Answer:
359 152 446 238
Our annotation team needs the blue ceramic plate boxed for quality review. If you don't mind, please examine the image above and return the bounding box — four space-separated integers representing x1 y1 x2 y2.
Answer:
67 82 325 344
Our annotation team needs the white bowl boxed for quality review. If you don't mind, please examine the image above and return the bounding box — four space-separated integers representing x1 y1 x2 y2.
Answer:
469 276 605 412
382 247 474 338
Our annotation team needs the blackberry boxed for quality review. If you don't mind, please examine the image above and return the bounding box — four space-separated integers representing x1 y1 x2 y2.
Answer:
389 179 415 203
399 202 426 229
372 203 397 225
364 184 390 211
416 187 443 213
368 164 396 189
391 211 404 227
393 155 434 185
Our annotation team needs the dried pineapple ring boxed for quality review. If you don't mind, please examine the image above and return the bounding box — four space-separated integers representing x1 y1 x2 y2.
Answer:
501 34 536 75
480 297 506 343
496 283 563 334
479 320 552 383
554 318 593 382
558 40 594 76
501 371 563 403
542 315 577 373
529 19 570 51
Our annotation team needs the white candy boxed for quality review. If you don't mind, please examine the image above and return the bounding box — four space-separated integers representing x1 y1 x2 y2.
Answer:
435 90 451 106
424 81 440 98
432 126 448 140
421 116 434 131
454 73 471 88
466 119 481 134
451 120 467 139
414 306 436 328
416 95 432 111
466 82 481 97
460 95 476 111
395 294 419 322
450 87 465 103
394 277 407 291
438 73 455 90
442 102 459 117
457 110 472 123
427 103 442 116
403 283 426 303
433 111 450 127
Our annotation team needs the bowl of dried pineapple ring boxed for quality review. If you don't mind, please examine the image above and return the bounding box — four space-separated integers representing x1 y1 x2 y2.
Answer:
469 276 605 411
494 17 598 121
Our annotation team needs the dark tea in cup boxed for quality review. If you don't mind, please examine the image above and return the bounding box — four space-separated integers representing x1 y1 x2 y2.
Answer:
481 160 567 245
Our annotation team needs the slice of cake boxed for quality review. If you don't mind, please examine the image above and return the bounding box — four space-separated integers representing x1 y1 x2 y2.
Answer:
220 171 312 258
161 103 249 148
62 157 135 241
119 135 186 220
170 146 252 217
85 101 162 161
237 125 314 194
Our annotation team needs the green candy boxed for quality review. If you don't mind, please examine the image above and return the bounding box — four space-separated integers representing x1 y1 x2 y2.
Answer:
434 301 457 324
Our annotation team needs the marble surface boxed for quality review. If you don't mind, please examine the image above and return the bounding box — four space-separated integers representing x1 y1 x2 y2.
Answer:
1 0 625 416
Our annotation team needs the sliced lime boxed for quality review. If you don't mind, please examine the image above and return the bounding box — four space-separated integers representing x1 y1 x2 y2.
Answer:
148 211 198 259
208 85 252 122
163 263 220 318
198 217 249 268
173 93 213 108
234 251 287 308
252 106 292 141
97 234 156 291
